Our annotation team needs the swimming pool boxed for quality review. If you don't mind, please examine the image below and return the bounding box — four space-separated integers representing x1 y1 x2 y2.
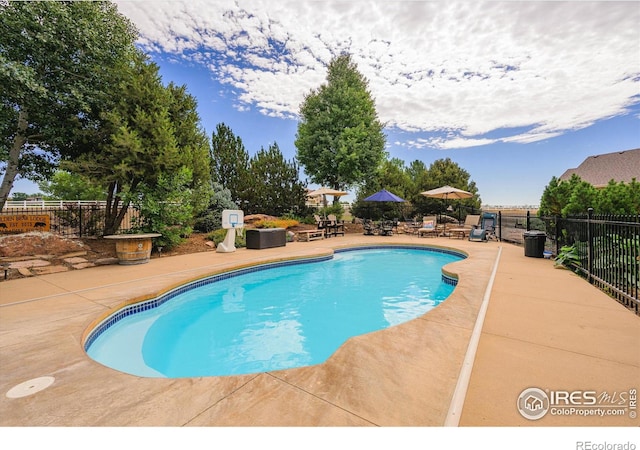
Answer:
85 246 464 378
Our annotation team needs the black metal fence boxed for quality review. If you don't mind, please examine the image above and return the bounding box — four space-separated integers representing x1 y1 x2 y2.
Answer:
495 210 639 315
1 202 137 237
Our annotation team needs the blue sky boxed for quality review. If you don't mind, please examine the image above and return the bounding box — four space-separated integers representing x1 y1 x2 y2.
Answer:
13 0 640 206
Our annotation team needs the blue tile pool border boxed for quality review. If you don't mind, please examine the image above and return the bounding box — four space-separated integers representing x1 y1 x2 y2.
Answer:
334 245 463 286
84 245 464 352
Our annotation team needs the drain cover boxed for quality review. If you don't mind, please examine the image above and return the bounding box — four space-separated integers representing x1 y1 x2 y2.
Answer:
6 376 55 398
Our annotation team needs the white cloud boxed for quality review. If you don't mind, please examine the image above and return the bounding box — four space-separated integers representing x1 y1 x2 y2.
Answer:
115 0 640 149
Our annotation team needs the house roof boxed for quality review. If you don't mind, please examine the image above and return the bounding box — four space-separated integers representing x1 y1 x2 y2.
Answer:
559 148 640 187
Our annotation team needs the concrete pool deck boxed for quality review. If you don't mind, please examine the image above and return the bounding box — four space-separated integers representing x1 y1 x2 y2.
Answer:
0 234 638 426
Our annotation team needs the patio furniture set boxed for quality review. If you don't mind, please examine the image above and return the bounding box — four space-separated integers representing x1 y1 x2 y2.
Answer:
363 219 398 236
401 213 497 241
298 215 345 241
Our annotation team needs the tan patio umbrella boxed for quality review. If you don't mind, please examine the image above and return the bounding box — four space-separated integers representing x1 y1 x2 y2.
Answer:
420 185 473 200
307 187 348 207
420 185 473 234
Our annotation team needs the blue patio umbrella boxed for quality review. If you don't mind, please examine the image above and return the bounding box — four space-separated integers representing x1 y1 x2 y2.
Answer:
363 189 406 203
363 189 406 221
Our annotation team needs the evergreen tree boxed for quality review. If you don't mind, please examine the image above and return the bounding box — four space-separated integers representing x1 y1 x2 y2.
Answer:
210 123 250 205
69 52 180 234
134 167 195 249
193 182 238 233
164 82 212 217
295 53 386 191
539 176 569 216
596 179 640 215
244 143 307 216
540 175 640 216
68 52 208 234
563 180 598 216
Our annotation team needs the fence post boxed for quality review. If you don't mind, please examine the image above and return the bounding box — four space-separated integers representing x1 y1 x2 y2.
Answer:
79 205 83 237
497 211 502 241
587 208 594 284
554 215 560 256
526 210 530 231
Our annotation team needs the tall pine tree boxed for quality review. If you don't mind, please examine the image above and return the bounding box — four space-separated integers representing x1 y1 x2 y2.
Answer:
244 143 307 216
210 123 250 205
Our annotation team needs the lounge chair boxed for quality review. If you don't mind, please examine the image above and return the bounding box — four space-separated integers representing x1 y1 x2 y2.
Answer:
468 227 487 242
479 213 498 241
417 216 438 237
469 213 498 242
448 214 480 239
402 216 420 235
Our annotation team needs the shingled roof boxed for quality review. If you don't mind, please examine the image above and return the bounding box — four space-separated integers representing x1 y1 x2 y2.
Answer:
559 148 640 187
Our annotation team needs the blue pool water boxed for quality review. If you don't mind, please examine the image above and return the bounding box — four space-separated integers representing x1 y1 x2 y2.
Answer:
86 247 463 378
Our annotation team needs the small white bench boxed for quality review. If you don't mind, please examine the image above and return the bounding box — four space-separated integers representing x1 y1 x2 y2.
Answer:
297 229 325 241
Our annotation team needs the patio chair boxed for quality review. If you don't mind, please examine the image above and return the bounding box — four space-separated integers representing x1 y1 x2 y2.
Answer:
417 216 438 237
314 214 332 238
379 219 394 236
469 213 498 242
468 227 487 242
363 219 377 235
326 214 345 237
402 216 420 235
448 214 480 239
480 212 498 240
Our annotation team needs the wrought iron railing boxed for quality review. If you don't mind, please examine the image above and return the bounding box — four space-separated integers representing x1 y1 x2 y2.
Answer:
0 203 136 237
494 210 639 314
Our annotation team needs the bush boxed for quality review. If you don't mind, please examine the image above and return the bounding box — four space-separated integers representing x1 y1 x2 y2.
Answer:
318 203 344 219
253 218 299 229
193 182 238 233
132 168 194 250
206 228 246 248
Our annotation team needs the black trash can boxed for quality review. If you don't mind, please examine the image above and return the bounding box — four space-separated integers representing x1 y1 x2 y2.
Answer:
524 230 546 258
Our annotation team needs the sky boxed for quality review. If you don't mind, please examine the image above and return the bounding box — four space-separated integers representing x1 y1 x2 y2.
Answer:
12 0 640 206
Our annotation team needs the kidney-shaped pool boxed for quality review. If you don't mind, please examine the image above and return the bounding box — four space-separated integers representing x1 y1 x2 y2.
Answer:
85 246 464 377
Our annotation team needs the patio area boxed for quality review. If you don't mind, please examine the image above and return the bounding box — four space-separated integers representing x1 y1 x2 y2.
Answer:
0 233 638 427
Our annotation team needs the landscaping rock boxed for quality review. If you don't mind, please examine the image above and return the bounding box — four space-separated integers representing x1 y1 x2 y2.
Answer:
17 268 33 277
9 259 51 269
33 266 69 275
94 258 119 266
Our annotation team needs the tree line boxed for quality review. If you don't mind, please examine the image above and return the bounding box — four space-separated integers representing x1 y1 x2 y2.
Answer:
2 1 482 248
539 174 640 216
1 2 309 248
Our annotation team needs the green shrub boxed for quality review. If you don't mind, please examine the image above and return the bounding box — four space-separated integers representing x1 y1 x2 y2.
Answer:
253 218 299 229
554 244 582 271
132 168 194 250
193 182 238 232
206 228 246 248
